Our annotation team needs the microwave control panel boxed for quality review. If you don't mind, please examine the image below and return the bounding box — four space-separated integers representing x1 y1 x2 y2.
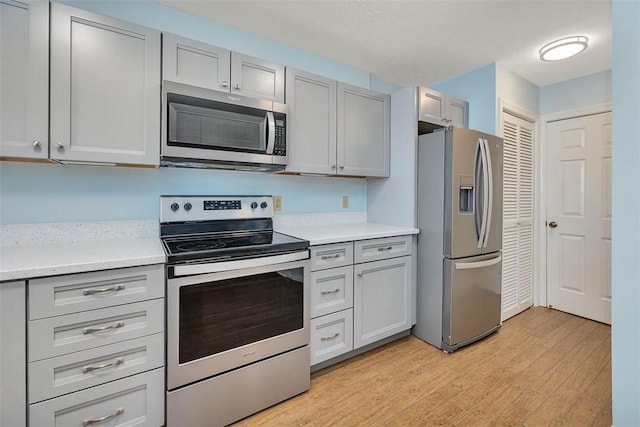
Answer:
273 112 286 156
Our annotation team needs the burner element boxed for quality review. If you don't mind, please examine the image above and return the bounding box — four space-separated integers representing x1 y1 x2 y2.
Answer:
175 241 228 252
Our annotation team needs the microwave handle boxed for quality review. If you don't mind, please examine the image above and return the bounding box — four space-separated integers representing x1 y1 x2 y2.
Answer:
265 111 276 154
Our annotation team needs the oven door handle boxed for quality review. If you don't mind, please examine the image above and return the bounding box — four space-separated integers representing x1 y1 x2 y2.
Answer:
172 250 309 277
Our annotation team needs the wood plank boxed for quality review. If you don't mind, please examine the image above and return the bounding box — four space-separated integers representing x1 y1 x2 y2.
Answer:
233 307 611 427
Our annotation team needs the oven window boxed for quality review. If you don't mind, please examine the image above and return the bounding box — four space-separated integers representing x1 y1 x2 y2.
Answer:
178 268 303 364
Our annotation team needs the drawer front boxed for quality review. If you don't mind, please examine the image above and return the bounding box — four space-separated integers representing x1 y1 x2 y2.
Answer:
29 299 164 362
29 368 164 427
310 309 353 365
29 333 164 403
310 266 354 318
310 242 353 271
354 235 412 264
29 264 165 320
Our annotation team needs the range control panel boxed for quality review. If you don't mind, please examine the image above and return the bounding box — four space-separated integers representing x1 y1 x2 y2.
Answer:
160 195 274 223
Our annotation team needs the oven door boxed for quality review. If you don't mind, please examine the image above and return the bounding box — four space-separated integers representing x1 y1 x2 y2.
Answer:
167 253 310 390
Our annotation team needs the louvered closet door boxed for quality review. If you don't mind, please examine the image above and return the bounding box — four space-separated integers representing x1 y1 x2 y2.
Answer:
502 113 535 321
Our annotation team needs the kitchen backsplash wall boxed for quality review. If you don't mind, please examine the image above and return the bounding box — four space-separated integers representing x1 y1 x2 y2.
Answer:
0 162 366 224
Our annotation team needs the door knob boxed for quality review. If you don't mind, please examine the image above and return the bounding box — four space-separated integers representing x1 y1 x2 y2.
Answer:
548 221 558 228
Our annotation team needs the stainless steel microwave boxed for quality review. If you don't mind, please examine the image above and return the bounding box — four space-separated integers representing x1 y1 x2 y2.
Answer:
161 81 287 171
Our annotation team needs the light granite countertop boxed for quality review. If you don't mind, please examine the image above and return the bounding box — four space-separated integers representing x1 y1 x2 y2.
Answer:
276 222 419 246
0 220 165 282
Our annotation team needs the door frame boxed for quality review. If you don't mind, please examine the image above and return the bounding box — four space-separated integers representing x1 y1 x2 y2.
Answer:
539 102 612 308
497 98 540 308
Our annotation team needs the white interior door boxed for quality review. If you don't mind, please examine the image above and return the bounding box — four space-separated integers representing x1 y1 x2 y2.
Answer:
546 112 612 324
501 113 534 321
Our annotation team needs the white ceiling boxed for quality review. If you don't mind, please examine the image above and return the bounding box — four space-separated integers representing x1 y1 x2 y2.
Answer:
156 0 612 88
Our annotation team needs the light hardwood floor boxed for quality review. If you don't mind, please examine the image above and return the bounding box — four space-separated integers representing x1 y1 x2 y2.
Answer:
233 307 611 426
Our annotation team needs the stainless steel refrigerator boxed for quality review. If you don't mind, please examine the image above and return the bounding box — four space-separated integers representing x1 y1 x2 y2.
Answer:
413 126 503 352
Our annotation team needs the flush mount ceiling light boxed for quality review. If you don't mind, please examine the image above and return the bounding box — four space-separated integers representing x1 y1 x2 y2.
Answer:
539 36 589 61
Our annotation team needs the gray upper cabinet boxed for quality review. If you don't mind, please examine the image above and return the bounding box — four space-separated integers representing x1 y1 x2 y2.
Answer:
338 83 390 177
162 33 231 93
50 3 161 166
285 68 337 175
0 0 49 160
163 34 285 103
418 86 469 128
285 69 390 178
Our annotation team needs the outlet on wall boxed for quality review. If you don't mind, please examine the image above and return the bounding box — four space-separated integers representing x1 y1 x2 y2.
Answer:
273 196 282 211
342 195 349 209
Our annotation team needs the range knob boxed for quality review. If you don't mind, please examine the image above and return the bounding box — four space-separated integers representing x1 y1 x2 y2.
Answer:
183 202 192 211
260 201 268 209
170 203 179 212
250 202 258 209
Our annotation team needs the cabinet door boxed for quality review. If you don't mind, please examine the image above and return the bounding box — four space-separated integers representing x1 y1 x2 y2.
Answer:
337 83 390 177
418 86 447 126
447 95 469 128
285 68 336 174
162 33 231 93
0 281 26 427
231 52 284 103
50 4 161 165
0 0 48 159
353 256 412 348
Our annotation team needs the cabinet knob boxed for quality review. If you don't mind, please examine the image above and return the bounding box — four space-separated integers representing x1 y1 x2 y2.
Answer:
331 164 336 169
339 165 345 169
56 142 65 151
221 81 228 88
234 84 240 90
32 140 41 149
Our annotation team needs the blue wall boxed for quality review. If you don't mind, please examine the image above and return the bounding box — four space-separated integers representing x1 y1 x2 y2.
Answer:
0 0 389 225
497 65 540 115
432 63 497 134
611 0 640 423
540 70 612 114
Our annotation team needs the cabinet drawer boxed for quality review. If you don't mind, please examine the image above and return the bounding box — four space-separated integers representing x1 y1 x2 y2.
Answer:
29 333 164 404
29 368 164 427
310 309 353 365
310 242 353 271
310 266 353 318
354 235 412 263
29 264 165 320
29 299 164 362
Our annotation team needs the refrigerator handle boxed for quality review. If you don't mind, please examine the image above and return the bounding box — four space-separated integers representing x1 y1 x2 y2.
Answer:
478 139 490 248
474 139 483 247
455 254 502 270
482 138 494 248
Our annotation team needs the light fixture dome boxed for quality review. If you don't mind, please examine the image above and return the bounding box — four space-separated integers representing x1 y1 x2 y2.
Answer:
539 36 589 61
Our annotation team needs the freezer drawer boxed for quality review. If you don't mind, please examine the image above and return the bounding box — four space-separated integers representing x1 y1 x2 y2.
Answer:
443 253 501 350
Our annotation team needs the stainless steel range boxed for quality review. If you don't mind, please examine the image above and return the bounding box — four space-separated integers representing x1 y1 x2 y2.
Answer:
161 195 310 427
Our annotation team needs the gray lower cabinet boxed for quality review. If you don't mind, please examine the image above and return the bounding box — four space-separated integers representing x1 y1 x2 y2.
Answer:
0 0 49 160
309 235 413 367
285 68 390 177
49 3 161 166
418 86 469 128
0 281 27 427
26 264 166 426
162 32 285 103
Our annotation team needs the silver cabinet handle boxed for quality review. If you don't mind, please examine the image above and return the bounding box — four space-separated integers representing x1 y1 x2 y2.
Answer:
356 272 363 278
320 288 340 295
234 84 240 90
320 332 340 341
320 254 341 260
32 140 41 149
56 142 64 150
82 408 124 426
83 321 124 335
82 357 124 374
83 284 125 296
339 165 345 169
377 246 393 252
221 81 229 88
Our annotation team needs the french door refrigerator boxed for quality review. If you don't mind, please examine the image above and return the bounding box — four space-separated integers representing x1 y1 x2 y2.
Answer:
413 126 503 352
